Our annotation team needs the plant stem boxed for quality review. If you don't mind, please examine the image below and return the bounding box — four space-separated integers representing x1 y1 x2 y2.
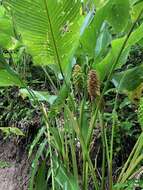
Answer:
121 154 143 183
99 112 106 190
66 106 99 189
118 132 143 182
70 130 79 181
109 118 115 190
42 104 55 190
87 154 99 190
83 159 88 190
64 131 70 171
109 69 127 190
42 66 58 93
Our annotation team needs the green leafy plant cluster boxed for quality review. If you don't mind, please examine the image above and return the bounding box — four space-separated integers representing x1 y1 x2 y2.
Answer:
0 0 143 190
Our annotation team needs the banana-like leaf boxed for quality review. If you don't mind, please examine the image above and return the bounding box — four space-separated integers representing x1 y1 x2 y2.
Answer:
80 0 130 57
131 0 143 20
112 65 143 92
95 21 143 81
106 0 130 33
4 0 83 71
19 88 57 105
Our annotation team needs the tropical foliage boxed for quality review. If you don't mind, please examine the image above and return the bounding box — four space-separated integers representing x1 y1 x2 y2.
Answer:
0 0 143 189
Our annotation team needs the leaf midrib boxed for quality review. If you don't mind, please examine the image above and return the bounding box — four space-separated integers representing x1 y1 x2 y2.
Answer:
43 0 62 69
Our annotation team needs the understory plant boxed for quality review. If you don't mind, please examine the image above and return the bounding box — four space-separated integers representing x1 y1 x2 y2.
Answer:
0 0 143 189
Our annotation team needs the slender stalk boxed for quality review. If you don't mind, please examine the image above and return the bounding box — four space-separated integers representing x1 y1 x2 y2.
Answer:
79 100 89 189
80 132 99 190
42 104 55 190
42 66 58 93
64 131 70 171
104 128 110 167
70 130 79 181
118 132 143 182
99 112 106 190
108 70 127 190
109 114 116 190
85 162 89 188
66 106 99 189
83 159 88 190
129 134 143 164
120 154 143 183
87 155 99 190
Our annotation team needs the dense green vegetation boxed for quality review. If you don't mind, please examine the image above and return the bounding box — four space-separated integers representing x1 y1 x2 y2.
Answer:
0 0 143 189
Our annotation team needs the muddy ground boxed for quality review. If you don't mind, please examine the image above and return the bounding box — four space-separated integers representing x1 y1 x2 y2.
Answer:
0 136 30 190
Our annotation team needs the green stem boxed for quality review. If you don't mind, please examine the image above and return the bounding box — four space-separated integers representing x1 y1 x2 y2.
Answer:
66 106 99 189
99 112 106 190
87 154 99 190
42 66 58 93
118 133 143 182
64 131 70 172
121 154 143 183
109 122 115 190
70 131 79 181
83 159 88 190
42 104 55 190
109 70 127 190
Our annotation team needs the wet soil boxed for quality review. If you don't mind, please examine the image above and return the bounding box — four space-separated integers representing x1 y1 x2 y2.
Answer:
0 137 30 190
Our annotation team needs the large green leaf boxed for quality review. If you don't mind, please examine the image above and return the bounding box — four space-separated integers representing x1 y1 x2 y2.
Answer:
95 21 112 59
130 0 143 6
106 0 130 32
4 0 83 71
79 6 107 57
94 0 108 9
80 0 130 57
112 65 143 92
19 88 57 105
95 21 143 81
0 6 14 48
131 0 143 20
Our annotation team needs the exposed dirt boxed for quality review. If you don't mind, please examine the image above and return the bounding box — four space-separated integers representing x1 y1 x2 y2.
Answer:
0 137 30 190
